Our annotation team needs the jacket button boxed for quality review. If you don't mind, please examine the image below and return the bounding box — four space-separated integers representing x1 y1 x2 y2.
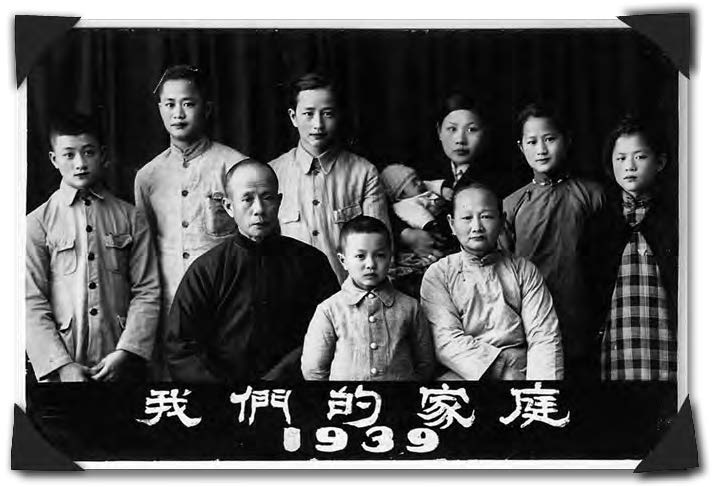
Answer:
182 221 189 228
370 342 377 350
86 225 93 233
312 230 319 237
182 161 190 168
88 282 97 290
312 199 320 206
368 315 376 323
87 252 95 261
83 199 91 206
182 252 190 259
89 308 98 316
370 368 378 375
181 190 189 197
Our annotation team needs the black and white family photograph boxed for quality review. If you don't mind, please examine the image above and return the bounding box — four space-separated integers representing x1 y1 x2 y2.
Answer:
4 7 702 474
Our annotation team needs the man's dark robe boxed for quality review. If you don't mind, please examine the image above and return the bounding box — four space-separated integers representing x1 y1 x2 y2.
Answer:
165 233 339 382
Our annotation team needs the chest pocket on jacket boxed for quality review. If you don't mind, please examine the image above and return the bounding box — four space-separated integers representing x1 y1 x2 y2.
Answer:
103 233 132 274
333 203 363 225
279 204 301 225
49 238 77 276
205 192 236 237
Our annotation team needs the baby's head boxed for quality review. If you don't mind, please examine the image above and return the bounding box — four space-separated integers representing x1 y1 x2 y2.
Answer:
603 116 668 198
338 216 393 290
447 181 502 258
380 164 426 203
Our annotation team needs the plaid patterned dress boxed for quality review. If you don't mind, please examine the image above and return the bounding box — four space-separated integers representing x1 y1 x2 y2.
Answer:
601 194 676 380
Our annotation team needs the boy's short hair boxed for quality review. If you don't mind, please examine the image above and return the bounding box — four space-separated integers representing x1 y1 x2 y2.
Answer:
602 115 669 180
289 72 341 109
515 101 570 140
153 64 210 101
338 215 392 253
48 112 103 149
452 179 503 215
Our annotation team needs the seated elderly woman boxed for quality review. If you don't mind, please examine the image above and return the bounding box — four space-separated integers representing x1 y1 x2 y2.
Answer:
420 181 563 381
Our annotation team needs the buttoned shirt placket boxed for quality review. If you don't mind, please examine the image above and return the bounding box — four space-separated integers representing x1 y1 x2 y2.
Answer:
82 193 101 354
308 157 327 246
364 291 387 378
179 151 193 267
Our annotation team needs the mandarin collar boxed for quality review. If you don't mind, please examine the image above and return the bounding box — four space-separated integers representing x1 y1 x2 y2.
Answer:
295 142 339 175
169 137 211 163
621 189 654 209
460 249 501 268
341 278 396 307
58 180 106 207
232 231 281 252
532 171 568 186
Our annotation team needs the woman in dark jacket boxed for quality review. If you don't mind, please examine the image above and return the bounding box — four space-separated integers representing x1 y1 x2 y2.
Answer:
586 116 678 382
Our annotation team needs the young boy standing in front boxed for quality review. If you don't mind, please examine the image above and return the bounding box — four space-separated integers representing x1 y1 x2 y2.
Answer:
301 216 434 381
134 65 250 377
26 114 160 382
269 73 390 283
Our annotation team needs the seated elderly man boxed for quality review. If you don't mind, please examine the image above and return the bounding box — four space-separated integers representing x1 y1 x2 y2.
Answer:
165 160 339 382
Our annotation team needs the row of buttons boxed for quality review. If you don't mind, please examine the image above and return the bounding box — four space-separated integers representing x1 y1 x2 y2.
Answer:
179 185 190 257
368 308 380 375
369 294 382 368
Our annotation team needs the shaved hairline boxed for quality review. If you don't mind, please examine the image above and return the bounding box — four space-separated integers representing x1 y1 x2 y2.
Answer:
225 159 279 199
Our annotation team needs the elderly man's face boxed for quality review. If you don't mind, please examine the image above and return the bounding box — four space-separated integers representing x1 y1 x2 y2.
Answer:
223 163 282 242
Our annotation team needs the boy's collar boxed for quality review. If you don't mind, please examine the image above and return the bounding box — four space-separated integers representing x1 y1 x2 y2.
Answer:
460 248 501 267
58 181 106 206
296 142 338 175
170 136 210 162
342 278 396 307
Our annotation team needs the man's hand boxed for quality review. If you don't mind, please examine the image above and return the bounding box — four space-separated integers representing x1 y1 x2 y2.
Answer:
57 362 90 382
89 350 133 382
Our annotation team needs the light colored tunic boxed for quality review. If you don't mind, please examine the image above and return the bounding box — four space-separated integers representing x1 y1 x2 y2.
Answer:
420 250 563 380
269 143 390 282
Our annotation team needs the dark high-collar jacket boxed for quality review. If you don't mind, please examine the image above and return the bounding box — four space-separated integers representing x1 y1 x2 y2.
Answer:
165 233 339 382
585 186 679 335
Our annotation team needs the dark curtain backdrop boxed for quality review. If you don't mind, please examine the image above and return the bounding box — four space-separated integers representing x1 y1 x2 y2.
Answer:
26 27 679 212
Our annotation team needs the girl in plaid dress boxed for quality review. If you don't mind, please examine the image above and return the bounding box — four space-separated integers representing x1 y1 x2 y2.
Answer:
594 117 678 381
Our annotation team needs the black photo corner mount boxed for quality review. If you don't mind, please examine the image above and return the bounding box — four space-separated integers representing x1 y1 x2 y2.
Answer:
635 396 699 473
11 405 83 471
618 12 692 78
14 15 81 88
617 11 697 474
12 13 696 471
